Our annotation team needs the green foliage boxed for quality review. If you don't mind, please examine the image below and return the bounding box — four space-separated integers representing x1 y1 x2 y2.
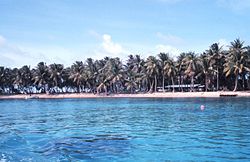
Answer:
0 39 250 94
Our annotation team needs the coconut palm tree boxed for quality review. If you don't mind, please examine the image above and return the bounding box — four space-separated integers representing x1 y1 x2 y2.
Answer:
33 62 49 93
224 39 249 91
199 53 215 91
61 67 72 93
177 53 188 92
95 57 123 94
48 63 64 92
126 54 145 91
124 69 137 93
206 43 223 90
164 58 177 92
69 61 86 92
245 47 250 89
2 67 15 94
99 57 124 93
0 67 5 93
85 58 98 92
96 61 109 95
13 65 32 93
183 52 199 92
145 56 160 92
109 58 124 93
2 38 250 94
158 53 170 92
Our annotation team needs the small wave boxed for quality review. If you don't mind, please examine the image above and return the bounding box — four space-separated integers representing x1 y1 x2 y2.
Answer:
35 134 131 160
0 154 7 162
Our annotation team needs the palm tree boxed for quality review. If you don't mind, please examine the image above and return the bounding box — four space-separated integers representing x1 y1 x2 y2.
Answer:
224 39 249 91
85 58 98 92
177 53 188 92
183 52 199 92
0 67 5 93
33 62 49 93
69 61 86 92
48 63 64 92
199 53 215 91
95 57 123 94
164 58 177 92
145 56 160 92
124 69 137 93
206 43 223 90
61 67 72 93
95 59 108 94
2 67 15 94
99 57 124 93
245 47 250 89
126 54 145 92
13 65 32 94
96 61 109 95
158 53 170 92
1 38 250 95
109 58 124 93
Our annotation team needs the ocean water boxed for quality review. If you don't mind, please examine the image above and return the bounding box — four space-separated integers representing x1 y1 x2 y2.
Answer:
0 97 250 162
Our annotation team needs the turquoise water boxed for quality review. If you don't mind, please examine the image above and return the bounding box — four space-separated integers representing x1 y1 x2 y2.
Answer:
0 98 250 161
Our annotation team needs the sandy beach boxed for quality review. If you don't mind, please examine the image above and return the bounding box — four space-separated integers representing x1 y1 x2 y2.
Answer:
0 91 250 99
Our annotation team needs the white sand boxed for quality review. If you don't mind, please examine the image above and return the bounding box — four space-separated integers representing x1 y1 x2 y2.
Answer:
0 91 250 99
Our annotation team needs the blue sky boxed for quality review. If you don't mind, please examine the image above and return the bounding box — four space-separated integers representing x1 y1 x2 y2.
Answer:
1 0 250 67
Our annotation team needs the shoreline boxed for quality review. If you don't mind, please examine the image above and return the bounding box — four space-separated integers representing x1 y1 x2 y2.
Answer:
0 91 250 99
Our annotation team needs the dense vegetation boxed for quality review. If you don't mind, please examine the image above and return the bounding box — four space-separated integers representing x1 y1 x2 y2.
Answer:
1 39 250 95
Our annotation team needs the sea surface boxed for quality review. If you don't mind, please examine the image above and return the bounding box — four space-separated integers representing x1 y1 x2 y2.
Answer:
0 97 250 162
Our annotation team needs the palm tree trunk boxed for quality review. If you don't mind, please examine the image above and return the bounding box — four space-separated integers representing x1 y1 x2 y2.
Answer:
233 73 239 92
178 76 180 92
181 76 184 92
154 75 157 92
149 79 153 93
43 85 46 93
162 75 165 92
113 83 116 93
216 67 219 91
139 80 141 92
104 85 108 95
242 74 245 90
171 77 175 92
205 74 208 92
78 85 81 93
191 76 194 92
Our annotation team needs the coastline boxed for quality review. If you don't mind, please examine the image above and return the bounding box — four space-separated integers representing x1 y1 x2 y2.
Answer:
0 91 250 99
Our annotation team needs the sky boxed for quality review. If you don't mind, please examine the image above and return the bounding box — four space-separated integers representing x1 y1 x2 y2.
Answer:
1 0 250 68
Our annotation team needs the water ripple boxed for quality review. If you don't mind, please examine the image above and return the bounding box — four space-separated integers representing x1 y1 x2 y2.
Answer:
0 98 250 161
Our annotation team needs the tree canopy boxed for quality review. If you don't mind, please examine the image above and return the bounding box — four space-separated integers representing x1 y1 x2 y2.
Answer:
1 39 250 95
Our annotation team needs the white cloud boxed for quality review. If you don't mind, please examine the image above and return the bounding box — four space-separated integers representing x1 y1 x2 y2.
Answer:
217 0 250 11
102 34 123 55
90 34 129 60
155 44 181 58
156 32 183 45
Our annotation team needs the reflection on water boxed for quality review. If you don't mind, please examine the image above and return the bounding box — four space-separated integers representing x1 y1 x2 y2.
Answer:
0 98 250 161
36 134 130 161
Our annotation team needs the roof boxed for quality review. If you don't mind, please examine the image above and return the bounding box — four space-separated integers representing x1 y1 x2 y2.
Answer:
158 84 205 88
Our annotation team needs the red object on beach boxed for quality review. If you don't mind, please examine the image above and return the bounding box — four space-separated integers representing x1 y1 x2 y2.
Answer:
200 105 205 111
